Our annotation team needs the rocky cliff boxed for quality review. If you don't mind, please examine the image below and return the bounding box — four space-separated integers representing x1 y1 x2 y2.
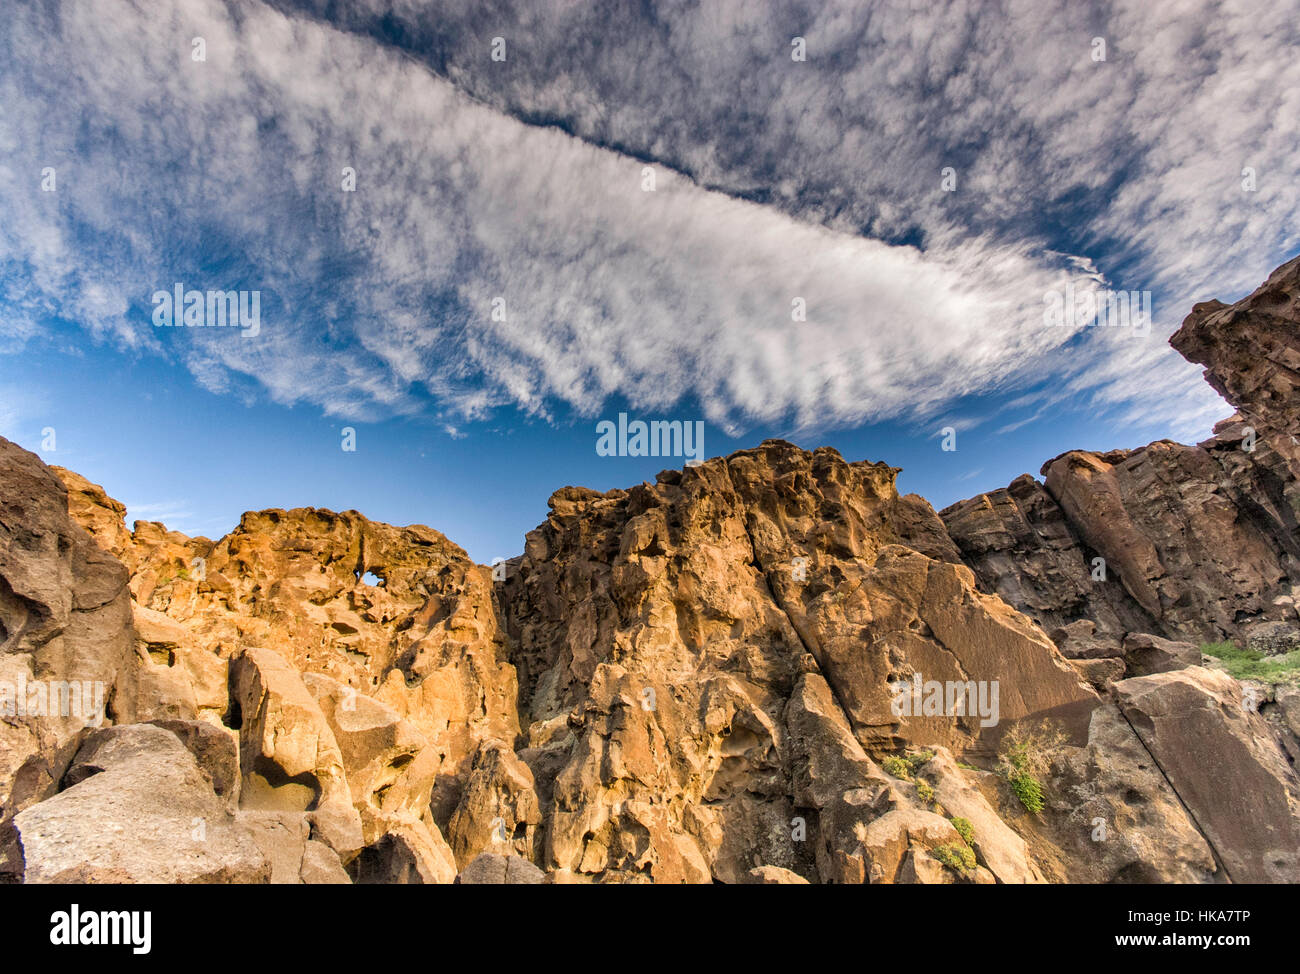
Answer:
2 257 1298 884
943 259 1300 657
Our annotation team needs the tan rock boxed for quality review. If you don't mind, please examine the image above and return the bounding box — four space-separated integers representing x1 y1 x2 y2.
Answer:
457 852 547 885
300 840 352 884
351 820 458 884
446 738 542 868
229 647 362 857
0 439 137 806
240 810 311 884
13 725 269 883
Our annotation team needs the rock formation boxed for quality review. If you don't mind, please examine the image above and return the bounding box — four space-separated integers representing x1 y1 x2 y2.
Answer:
1 256 1298 883
943 257 1300 659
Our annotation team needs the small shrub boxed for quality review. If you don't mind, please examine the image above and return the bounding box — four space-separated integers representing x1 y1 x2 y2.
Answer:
996 720 1067 780
950 817 975 846
932 843 976 872
995 719 1067 815
1010 773 1045 814
882 756 912 780
916 780 935 803
907 749 935 771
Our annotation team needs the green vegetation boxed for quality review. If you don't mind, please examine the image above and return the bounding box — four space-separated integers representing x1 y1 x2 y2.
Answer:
1010 774 1045 814
932 843 976 872
906 750 934 771
996 719 1067 816
916 780 935 804
1201 641 1300 685
950 817 975 846
882 756 912 780
884 750 937 787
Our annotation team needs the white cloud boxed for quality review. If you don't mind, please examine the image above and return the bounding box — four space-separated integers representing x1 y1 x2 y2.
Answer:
0 0 1292 445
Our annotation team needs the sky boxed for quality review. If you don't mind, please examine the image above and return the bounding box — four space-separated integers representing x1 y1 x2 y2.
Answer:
1 0 1298 563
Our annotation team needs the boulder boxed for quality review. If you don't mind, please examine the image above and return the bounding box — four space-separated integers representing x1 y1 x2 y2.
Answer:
457 852 547 885
12 725 269 883
1122 632 1202 677
1114 667 1300 882
1245 621 1300 657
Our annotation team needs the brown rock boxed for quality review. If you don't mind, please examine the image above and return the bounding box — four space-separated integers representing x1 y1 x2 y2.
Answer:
1172 254 1300 468
446 738 542 868
941 474 1155 641
1070 657 1126 690
1114 666 1300 882
350 821 458 883
0 439 137 805
1042 443 1292 643
1033 702 1217 883
1121 632 1202 677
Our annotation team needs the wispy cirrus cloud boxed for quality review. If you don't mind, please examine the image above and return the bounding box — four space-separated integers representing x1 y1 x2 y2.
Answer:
1 0 1294 446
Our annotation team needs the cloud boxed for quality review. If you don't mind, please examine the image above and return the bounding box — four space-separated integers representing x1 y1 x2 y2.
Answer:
0 0 1292 445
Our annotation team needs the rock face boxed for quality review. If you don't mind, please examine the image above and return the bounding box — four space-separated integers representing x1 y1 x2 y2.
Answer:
943 433 1299 650
0 439 137 808
2 256 1299 884
1114 667 1300 883
496 442 1097 882
942 257 1300 653
1 454 519 884
1172 254 1300 469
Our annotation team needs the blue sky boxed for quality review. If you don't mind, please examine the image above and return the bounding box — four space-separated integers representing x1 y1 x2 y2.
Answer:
2 0 1298 563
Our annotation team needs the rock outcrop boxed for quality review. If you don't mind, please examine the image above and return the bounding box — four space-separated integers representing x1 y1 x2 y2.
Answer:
942 430 1299 650
943 258 1300 656
1172 254 1300 468
1114 667 1300 883
0 439 137 809
495 442 1097 882
13 724 269 883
